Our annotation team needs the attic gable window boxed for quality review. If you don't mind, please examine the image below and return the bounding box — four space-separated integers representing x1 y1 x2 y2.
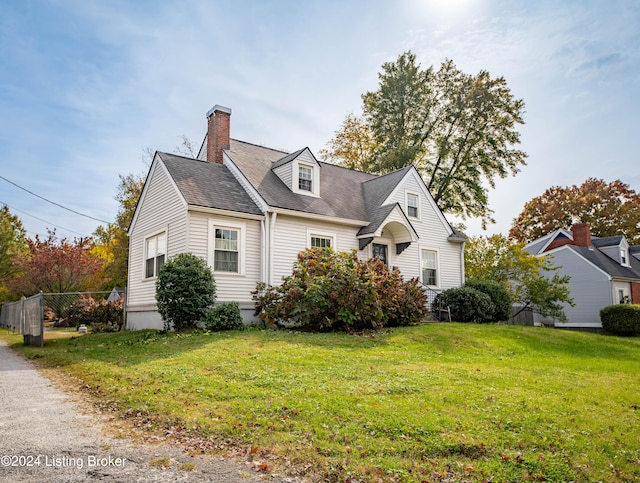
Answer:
407 193 419 218
298 165 313 191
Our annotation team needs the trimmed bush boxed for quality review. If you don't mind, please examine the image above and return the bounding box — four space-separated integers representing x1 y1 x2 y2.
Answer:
600 304 640 336
205 302 244 331
464 279 513 321
433 286 494 323
253 248 428 332
155 253 216 331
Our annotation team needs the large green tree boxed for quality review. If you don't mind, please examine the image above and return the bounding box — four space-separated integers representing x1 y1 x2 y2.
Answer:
93 173 145 289
509 178 640 244
465 234 574 322
322 51 527 226
0 205 28 301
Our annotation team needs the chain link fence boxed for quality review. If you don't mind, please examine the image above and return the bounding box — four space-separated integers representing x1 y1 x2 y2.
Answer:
1 289 125 347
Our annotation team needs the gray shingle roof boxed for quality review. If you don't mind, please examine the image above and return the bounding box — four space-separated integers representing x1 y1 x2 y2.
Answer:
226 139 376 220
159 152 262 215
592 235 624 248
567 244 640 280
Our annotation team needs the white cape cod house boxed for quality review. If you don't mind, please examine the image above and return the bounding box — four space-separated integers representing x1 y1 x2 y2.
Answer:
126 105 466 329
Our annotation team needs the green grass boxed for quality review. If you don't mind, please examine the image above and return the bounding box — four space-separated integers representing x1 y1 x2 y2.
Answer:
2 324 639 482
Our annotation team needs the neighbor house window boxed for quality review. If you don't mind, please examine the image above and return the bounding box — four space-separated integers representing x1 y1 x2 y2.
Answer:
621 249 628 265
311 236 332 249
145 232 166 278
214 228 239 272
298 165 313 191
421 250 437 286
407 193 419 218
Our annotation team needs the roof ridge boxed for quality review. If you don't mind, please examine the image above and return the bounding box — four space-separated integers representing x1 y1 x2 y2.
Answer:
158 151 203 162
231 138 290 155
362 165 413 184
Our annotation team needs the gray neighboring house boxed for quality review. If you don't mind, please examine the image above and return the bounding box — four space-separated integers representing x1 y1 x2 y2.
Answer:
125 105 466 329
525 223 640 329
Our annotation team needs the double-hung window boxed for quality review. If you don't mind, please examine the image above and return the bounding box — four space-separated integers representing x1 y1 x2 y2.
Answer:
214 228 239 272
407 193 419 218
421 249 438 286
298 165 313 191
145 232 166 278
621 249 628 265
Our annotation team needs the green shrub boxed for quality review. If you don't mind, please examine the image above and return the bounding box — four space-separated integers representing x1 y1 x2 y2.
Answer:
600 304 640 336
253 248 428 332
155 253 216 331
464 278 512 321
432 286 494 323
205 302 244 331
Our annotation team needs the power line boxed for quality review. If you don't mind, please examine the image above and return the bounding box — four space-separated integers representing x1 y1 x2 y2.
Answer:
0 200 88 237
0 174 111 224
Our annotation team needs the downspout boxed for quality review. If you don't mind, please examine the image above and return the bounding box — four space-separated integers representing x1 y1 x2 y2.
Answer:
460 241 466 286
260 217 267 283
269 212 278 285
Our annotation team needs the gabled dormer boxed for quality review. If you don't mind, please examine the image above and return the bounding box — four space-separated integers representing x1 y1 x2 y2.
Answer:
594 235 631 267
272 147 321 197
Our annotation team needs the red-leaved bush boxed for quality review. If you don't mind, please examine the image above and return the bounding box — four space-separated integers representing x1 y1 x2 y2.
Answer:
253 248 427 332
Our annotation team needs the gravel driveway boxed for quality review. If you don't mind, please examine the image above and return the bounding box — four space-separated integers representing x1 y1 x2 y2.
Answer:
0 339 297 482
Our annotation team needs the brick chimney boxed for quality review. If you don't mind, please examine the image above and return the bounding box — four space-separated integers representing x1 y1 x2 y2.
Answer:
206 105 232 164
572 223 592 247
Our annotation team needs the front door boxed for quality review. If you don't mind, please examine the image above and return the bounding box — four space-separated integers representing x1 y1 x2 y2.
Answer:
372 243 388 266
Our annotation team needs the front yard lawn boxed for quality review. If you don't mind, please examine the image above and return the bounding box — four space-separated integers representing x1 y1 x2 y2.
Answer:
2 324 639 482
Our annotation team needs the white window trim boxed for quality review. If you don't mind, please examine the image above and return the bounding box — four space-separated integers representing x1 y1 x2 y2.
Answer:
621 248 630 266
143 229 167 280
208 220 246 275
293 160 320 197
420 247 440 288
306 229 336 249
406 192 420 219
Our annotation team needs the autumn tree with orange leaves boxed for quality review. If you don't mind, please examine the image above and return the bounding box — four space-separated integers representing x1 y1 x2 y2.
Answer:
509 178 640 244
8 230 105 296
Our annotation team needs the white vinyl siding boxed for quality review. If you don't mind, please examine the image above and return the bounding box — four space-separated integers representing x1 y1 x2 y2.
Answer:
272 215 359 284
383 171 464 289
127 159 188 308
188 213 261 303
544 248 612 327
273 162 293 189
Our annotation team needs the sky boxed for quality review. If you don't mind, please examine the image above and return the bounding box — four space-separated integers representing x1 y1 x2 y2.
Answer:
1 0 639 241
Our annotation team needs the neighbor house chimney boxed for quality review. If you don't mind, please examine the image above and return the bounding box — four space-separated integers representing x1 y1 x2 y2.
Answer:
206 105 232 164
572 223 592 247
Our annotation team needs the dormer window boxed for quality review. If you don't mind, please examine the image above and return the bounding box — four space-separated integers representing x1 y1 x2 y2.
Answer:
621 248 629 266
299 165 313 191
272 148 320 197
